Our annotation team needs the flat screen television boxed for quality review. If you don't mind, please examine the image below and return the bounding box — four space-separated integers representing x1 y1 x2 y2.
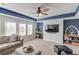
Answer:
46 24 59 32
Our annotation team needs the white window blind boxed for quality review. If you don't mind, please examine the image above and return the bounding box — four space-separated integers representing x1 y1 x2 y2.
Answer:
19 24 26 36
27 24 33 35
5 22 16 36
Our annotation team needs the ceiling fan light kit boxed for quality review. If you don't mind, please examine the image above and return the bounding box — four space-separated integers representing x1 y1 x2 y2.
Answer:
37 13 42 17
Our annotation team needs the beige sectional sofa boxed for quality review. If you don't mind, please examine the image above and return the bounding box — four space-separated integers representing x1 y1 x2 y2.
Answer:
0 34 23 55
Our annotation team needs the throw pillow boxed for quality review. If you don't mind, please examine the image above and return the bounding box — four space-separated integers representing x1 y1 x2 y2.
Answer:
9 34 18 42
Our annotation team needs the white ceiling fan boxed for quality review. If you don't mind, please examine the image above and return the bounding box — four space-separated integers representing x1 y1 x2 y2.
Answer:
30 4 50 17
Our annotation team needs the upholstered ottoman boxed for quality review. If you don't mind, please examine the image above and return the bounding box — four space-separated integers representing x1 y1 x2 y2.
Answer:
54 45 73 55
15 46 41 55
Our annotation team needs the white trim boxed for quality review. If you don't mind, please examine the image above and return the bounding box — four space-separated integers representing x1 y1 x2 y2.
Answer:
0 13 35 22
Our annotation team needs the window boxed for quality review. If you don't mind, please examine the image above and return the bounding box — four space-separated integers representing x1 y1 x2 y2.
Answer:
5 22 16 36
19 24 26 36
27 24 33 35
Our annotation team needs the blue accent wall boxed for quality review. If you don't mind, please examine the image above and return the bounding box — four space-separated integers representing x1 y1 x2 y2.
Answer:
64 19 79 33
0 7 36 21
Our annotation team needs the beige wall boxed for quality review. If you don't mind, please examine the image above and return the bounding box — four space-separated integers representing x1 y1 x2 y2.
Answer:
0 14 36 41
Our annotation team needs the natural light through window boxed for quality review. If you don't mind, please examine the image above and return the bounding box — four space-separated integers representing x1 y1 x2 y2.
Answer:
5 22 16 36
19 24 26 36
27 24 33 35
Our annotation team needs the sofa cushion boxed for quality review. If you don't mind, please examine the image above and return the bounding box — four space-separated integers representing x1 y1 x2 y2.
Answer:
9 41 21 46
0 43 12 51
0 41 21 51
9 34 18 42
0 36 10 44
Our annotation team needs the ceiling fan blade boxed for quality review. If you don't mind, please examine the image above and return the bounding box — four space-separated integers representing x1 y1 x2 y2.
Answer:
41 12 48 15
43 8 49 12
40 3 50 8
29 12 36 14
39 3 46 8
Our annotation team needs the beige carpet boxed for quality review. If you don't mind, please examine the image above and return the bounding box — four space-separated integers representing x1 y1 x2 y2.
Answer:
23 39 58 55
10 39 79 55
23 39 79 55
65 44 79 54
